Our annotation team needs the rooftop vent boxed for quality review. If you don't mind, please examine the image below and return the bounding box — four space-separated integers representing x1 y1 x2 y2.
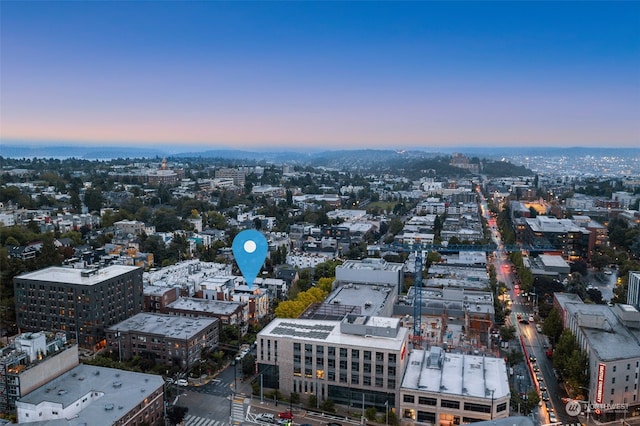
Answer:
57 389 67 396
105 403 115 411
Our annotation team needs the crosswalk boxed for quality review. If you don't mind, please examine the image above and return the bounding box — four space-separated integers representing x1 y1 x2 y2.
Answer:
183 415 226 426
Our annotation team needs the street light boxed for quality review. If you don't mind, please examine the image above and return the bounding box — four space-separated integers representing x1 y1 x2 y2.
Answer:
260 373 264 404
385 400 389 426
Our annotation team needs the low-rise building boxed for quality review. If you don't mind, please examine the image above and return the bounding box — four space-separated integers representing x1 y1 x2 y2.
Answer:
16 365 164 425
166 297 244 327
143 285 180 313
0 332 77 413
400 347 510 425
106 313 218 370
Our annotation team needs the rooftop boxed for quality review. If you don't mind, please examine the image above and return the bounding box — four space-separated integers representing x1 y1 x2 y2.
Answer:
259 317 407 351
167 297 243 315
401 347 509 399
325 282 394 316
107 313 217 339
16 364 164 426
565 302 640 361
17 265 140 285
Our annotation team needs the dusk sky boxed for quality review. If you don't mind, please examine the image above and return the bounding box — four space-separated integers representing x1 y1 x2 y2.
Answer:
1 1 639 151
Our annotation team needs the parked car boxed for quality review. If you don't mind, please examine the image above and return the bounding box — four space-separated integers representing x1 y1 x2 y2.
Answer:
278 411 294 420
257 413 276 423
176 379 188 387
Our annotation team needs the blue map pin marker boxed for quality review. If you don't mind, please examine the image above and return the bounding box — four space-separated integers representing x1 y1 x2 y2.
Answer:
232 229 268 289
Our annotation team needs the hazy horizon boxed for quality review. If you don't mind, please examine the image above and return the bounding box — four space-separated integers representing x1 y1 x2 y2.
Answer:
2 2 639 150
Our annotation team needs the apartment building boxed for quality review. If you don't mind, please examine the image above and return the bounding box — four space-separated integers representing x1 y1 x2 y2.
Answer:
256 315 409 411
14 265 143 350
556 293 640 420
0 332 78 413
106 313 218 370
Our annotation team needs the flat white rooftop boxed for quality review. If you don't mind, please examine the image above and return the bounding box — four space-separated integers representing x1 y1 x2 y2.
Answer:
260 318 407 351
17 265 139 286
401 348 509 399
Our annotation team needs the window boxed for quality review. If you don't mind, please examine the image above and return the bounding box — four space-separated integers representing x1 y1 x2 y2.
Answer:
403 395 415 403
418 397 437 406
375 377 383 387
497 403 507 412
339 372 347 383
417 411 436 423
364 351 371 361
364 364 371 373
613 366 617 372
627 375 630 382
464 403 491 413
376 352 384 362
340 348 348 358
388 353 396 364
376 365 384 374
363 376 371 386
441 400 460 409
351 373 359 384
340 360 347 370
328 371 335 381
611 388 615 395
628 364 631 370
352 361 359 371
388 379 395 389
612 377 616 384
328 347 336 357
352 349 359 359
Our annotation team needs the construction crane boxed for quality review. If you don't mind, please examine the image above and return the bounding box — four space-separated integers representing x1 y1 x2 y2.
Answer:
413 249 423 346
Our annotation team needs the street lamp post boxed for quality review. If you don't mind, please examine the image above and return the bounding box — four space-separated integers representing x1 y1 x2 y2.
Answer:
385 400 389 426
260 373 263 404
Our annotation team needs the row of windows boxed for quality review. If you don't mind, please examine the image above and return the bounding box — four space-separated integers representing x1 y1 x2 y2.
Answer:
612 362 639 372
403 394 506 412
294 343 396 363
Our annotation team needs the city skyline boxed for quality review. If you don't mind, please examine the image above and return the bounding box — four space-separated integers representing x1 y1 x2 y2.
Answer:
1 1 639 150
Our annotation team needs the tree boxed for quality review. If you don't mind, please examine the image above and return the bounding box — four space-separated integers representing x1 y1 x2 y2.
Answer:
499 325 516 342
317 277 334 293
167 405 189 425
542 308 563 346
506 349 523 367
242 354 255 376
314 260 342 280
83 187 104 212
388 218 404 236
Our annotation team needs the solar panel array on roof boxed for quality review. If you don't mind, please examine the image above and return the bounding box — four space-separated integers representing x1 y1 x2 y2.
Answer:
271 322 334 340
